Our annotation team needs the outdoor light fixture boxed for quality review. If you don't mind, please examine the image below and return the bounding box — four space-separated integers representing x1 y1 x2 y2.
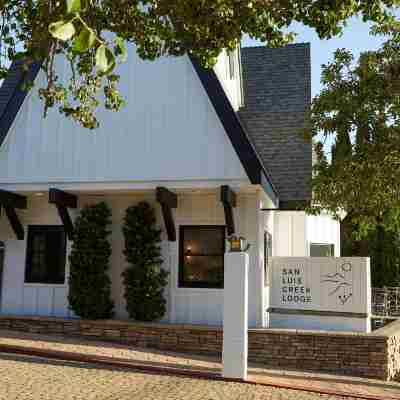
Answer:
228 236 250 252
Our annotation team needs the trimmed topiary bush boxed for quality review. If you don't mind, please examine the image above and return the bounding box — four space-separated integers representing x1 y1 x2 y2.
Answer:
122 201 168 321
68 202 114 319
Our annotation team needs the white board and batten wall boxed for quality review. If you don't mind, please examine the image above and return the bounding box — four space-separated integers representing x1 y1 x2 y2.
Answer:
273 211 340 257
0 196 73 317
0 47 246 189
0 43 262 325
0 190 267 327
169 192 262 326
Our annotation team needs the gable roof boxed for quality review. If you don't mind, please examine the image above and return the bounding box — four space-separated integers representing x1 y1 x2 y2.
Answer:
0 48 310 209
0 61 41 147
0 56 279 204
189 56 278 204
238 43 312 208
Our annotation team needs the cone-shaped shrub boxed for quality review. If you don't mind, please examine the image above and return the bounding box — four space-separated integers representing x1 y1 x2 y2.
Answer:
68 202 114 319
122 201 168 321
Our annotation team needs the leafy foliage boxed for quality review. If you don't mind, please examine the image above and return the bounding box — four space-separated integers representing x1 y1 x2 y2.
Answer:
342 217 400 287
68 202 114 319
308 23 400 235
0 1 398 128
122 201 168 321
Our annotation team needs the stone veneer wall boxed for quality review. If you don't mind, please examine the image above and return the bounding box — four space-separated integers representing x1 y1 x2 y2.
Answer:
0 315 398 381
375 320 400 380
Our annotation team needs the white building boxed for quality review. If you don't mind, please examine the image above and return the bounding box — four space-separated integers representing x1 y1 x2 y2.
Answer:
0 44 340 327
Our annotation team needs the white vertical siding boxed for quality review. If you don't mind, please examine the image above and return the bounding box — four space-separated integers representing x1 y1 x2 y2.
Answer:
0 49 247 186
306 214 341 256
79 193 170 320
273 211 341 257
171 191 262 327
214 49 243 110
234 193 261 326
274 212 307 257
0 196 72 317
258 192 275 327
0 190 263 326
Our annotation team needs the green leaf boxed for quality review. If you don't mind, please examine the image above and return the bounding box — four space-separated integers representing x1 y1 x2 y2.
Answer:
114 37 127 62
49 20 76 41
73 27 96 52
96 45 116 75
66 0 82 14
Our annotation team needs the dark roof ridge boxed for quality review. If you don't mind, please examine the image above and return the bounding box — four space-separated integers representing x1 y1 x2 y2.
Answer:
0 61 41 148
189 55 278 204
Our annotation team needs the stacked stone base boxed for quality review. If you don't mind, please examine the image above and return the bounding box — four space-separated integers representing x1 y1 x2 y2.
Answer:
0 315 398 381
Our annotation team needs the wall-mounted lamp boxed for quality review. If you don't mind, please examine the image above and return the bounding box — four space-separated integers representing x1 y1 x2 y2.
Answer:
228 236 250 253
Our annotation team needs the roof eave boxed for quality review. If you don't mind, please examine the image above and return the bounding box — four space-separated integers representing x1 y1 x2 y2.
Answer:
0 61 41 148
189 55 279 205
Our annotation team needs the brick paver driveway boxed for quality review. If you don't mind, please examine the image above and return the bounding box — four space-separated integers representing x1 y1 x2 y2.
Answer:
0 353 355 400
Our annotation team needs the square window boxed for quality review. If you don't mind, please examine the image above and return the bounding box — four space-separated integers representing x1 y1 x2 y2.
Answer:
25 226 66 284
310 243 335 257
179 226 225 288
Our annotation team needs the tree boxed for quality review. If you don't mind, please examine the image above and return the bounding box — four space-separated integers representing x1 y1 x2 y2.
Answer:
309 23 400 236
68 202 114 319
0 1 398 129
122 201 168 321
341 217 400 287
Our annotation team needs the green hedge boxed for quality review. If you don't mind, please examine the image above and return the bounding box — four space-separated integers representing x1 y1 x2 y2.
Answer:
68 202 114 319
122 201 168 321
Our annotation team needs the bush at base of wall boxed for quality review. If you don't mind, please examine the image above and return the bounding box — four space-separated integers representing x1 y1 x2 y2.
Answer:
68 202 114 319
122 201 168 321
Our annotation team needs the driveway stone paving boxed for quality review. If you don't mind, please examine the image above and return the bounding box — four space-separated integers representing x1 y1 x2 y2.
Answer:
0 330 398 399
0 354 355 400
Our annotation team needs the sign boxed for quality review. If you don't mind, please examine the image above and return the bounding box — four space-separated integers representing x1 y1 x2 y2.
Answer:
281 267 312 304
268 257 371 332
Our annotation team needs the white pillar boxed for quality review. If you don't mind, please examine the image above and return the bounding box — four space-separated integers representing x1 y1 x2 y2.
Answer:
222 252 249 380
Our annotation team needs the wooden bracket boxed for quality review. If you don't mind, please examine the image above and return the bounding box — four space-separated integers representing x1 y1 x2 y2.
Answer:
49 188 77 240
156 187 177 242
0 190 27 240
220 185 236 236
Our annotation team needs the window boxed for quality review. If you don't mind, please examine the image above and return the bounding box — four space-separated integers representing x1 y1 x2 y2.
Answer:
179 226 225 288
264 231 272 285
228 50 236 79
25 226 66 284
310 243 335 257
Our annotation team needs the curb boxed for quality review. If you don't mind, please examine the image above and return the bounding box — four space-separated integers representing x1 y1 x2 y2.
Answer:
0 343 397 400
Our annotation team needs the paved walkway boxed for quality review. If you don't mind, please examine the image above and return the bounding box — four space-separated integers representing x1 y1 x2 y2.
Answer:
0 330 399 399
0 353 357 400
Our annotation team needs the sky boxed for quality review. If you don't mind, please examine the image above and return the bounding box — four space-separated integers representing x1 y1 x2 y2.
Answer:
242 16 393 98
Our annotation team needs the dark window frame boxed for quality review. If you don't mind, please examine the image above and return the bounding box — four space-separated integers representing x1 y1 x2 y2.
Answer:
25 225 67 285
179 225 226 289
309 243 335 257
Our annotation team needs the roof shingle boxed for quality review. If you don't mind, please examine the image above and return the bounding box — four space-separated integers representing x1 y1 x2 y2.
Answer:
239 43 312 204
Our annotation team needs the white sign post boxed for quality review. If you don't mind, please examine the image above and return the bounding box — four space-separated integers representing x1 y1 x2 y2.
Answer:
268 257 371 332
222 252 248 380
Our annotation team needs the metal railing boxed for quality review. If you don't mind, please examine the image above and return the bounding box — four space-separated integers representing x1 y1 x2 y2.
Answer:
372 287 400 317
